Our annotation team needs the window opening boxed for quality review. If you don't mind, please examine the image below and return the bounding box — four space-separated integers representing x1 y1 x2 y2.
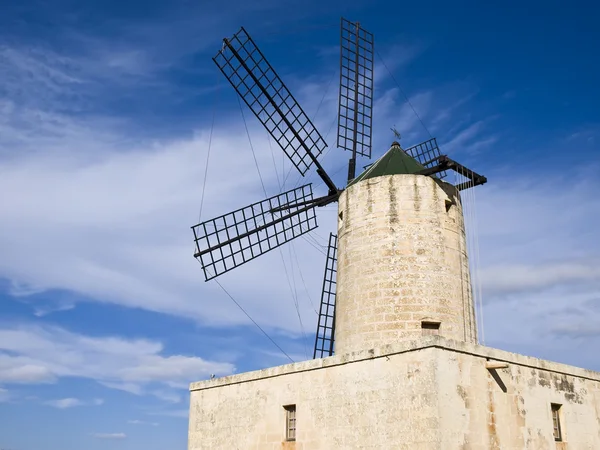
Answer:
284 404 296 441
551 403 562 441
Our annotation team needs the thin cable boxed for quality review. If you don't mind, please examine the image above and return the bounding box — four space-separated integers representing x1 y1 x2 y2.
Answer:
375 49 433 139
464 170 476 342
312 67 338 127
470 173 485 344
304 229 328 247
213 276 294 363
300 233 327 256
283 66 339 192
267 134 282 189
470 174 483 343
238 95 268 197
455 170 469 342
198 76 221 222
283 245 309 359
460 168 475 341
291 243 319 315
459 166 484 344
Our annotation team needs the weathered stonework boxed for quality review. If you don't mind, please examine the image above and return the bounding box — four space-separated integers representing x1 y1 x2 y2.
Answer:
188 337 600 449
335 174 477 354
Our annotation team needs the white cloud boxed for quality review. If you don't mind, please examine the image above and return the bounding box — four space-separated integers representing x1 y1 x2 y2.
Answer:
464 167 600 369
45 398 84 409
0 324 234 397
0 358 56 384
92 432 127 439
0 40 343 336
150 390 182 404
481 262 600 296
442 120 486 154
99 381 145 395
32 302 76 317
41 396 102 409
128 419 159 426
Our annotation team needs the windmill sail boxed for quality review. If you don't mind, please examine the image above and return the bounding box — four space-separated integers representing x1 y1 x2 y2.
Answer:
213 27 336 194
337 18 374 160
404 137 448 179
313 233 338 358
193 184 319 281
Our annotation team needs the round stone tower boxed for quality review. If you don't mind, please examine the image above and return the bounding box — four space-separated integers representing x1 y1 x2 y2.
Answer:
334 142 477 355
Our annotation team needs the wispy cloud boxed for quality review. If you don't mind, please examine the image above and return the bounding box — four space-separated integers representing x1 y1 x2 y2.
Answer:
374 41 427 85
469 166 600 369
482 262 600 297
0 324 234 398
442 120 486 154
0 43 340 335
92 432 127 439
566 124 598 145
128 419 159 426
551 319 600 338
44 397 104 408
430 89 480 130
44 397 84 409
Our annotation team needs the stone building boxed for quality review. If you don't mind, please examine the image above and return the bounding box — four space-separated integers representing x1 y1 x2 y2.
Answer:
188 143 600 449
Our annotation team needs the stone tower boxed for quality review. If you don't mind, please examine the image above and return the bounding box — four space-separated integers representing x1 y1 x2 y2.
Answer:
334 141 478 354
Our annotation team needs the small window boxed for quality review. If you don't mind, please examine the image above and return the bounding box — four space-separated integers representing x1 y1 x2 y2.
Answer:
421 321 440 336
284 404 296 441
551 403 562 441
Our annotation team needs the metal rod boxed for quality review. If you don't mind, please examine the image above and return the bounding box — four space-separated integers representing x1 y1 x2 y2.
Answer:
455 178 487 190
417 155 488 189
223 38 338 196
269 193 339 213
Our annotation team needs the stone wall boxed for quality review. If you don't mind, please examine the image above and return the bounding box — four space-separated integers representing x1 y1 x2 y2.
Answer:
188 337 600 450
436 344 600 449
335 174 477 355
188 345 440 450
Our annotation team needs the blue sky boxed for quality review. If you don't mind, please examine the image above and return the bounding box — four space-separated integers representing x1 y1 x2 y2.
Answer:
1 1 599 449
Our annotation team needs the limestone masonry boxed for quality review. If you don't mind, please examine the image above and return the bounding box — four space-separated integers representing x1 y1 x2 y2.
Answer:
189 337 600 449
335 174 477 354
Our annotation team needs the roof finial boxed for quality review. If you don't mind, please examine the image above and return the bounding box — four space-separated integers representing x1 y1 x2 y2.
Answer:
390 126 401 145
390 126 402 148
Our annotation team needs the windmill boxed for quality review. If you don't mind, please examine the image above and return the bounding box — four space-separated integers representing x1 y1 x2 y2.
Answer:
191 18 487 360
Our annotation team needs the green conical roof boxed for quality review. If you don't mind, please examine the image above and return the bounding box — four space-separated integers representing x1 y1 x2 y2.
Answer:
348 141 425 186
